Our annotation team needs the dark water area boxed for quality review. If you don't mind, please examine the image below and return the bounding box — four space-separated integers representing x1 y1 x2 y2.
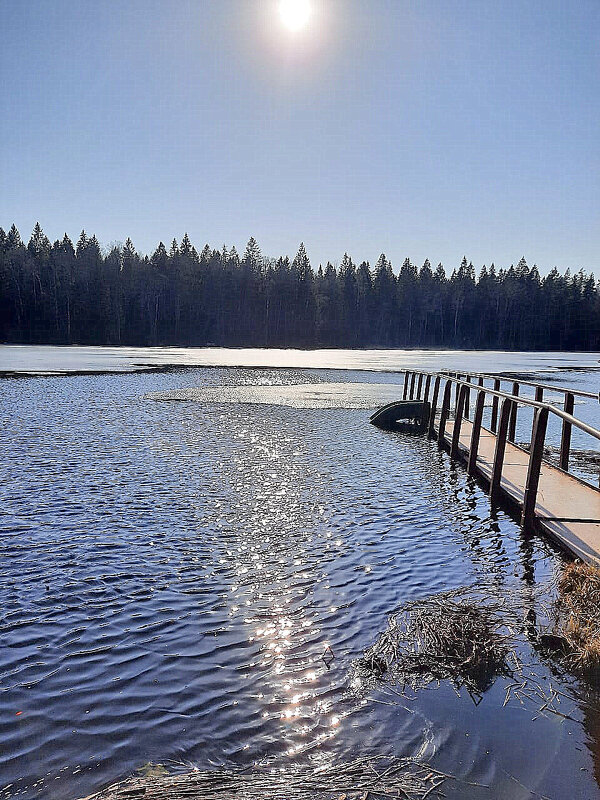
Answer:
2 353 600 799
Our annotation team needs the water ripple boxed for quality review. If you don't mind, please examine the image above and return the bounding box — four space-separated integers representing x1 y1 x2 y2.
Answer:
0 367 597 799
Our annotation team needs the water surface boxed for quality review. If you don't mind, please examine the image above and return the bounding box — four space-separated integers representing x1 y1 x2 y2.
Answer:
2 349 600 799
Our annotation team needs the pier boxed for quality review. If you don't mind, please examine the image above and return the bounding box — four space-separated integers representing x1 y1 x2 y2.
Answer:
373 370 600 565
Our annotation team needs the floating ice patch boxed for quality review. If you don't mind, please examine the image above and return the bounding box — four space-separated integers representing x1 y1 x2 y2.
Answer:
146 382 406 409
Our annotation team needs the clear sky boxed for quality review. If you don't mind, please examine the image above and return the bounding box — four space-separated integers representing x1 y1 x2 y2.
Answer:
1 0 598 274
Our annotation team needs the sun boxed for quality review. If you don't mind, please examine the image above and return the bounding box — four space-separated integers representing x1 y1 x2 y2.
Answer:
279 0 312 32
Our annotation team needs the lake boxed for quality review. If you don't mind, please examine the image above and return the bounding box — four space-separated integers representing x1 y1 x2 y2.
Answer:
2 346 600 799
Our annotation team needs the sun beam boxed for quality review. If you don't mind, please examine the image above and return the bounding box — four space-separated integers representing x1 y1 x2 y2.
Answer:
279 0 312 32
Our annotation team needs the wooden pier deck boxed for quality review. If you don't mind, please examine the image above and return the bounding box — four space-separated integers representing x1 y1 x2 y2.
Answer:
435 414 600 565
373 370 600 565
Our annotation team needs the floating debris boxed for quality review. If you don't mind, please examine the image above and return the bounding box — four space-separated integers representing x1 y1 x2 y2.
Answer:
537 632 570 655
353 583 595 726
82 755 451 800
357 653 388 677
322 645 336 669
355 588 515 697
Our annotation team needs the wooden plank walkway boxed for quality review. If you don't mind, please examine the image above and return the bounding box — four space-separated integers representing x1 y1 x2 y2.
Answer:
435 415 600 565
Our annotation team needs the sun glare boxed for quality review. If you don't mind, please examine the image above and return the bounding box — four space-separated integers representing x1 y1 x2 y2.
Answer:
279 0 312 32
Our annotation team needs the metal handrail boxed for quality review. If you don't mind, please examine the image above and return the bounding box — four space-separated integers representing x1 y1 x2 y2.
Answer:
401 369 600 489
380 369 600 538
402 370 600 436
446 375 600 442
429 370 600 526
442 369 597 400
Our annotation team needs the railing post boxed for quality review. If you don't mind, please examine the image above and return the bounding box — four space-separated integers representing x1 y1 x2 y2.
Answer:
560 393 574 471
428 376 441 439
416 373 423 400
423 374 431 403
535 386 543 403
403 371 409 400
522 406 549 528
409 372 416 399
451 384 468 459
454 377 461 412
491 399 512 500
508 382 519 442
438 380 453 446
490 379 501 432
464 376 471 419
468 390 486 476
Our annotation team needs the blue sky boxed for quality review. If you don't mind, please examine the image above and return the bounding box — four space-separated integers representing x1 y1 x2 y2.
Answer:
1 0 598 274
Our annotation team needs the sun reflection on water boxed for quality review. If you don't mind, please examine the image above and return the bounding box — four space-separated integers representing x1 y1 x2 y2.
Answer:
215 414 356 761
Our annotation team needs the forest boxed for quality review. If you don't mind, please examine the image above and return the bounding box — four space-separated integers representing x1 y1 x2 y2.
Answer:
1 223 598 351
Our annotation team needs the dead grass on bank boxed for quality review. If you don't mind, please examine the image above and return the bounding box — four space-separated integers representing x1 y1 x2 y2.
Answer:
557 562 600 669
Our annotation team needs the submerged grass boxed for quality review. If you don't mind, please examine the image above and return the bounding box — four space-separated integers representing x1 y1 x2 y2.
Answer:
354 588 515 698
86 572 600 800
83 756 451 800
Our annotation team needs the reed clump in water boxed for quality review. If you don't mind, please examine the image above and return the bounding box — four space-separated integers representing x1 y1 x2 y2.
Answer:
557 562 600 668
84 756 450 800
356 589 514 696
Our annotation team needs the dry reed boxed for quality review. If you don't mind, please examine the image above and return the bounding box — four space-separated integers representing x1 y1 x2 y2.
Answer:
355 588 514 697
84 576 600 800
556 562 600 668
83 755 450 800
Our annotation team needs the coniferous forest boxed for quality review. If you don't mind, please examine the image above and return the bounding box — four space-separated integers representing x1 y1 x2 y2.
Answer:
1 223 599 351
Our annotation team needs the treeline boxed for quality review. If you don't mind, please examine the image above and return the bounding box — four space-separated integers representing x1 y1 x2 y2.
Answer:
1 223 598 350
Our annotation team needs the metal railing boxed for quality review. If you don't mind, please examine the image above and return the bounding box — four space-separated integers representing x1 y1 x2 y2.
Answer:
400 370 600 528
442 369 597 401
441 369 599 471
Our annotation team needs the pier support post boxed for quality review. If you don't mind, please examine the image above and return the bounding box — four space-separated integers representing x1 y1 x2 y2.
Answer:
508 382 519 442
454 377 461 412
560 393 574 471
468 390 486 476
522 406 549 528
451 384 468 459
490 379 501 432
423 374 431 404
438 380 453 446
428 376 441 439
491 399 512 499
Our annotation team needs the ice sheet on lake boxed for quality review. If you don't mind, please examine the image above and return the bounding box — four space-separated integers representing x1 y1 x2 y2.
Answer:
2 344 600 377
147 382 407 409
